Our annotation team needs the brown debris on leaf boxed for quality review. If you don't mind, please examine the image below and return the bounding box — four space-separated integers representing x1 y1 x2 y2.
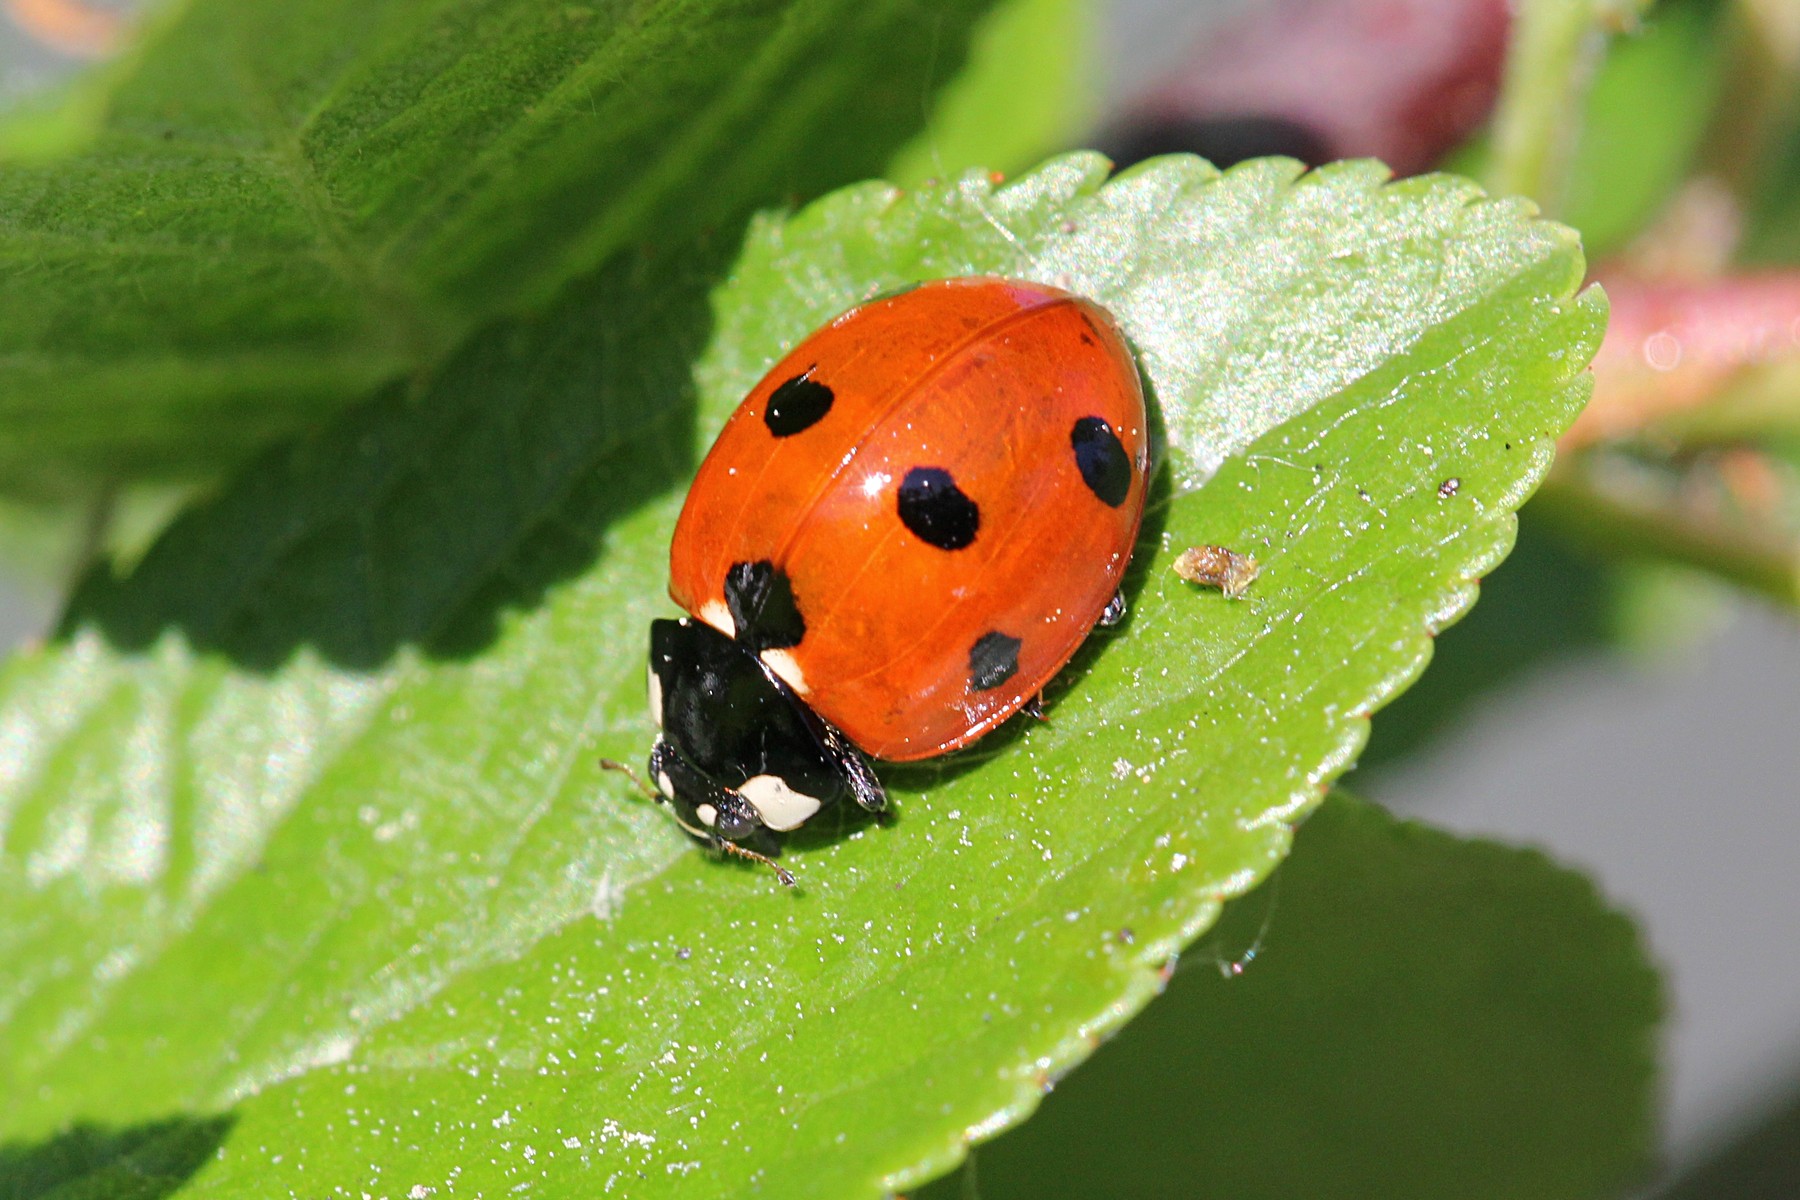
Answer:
1173 545 1260 599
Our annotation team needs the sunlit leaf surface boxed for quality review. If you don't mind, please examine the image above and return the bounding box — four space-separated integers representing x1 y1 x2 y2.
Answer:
0 154 1602 1197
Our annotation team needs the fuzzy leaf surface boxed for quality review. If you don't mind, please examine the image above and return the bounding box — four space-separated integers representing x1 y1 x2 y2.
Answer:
0 0 992 496
884 0 1096 188
0 154 1602 1197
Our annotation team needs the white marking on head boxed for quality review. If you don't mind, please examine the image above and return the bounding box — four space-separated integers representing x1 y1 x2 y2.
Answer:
647 663 664 728
656 770 676 799
695 803 718 827
738 774 822 831
698 600 735 637
759 647 809 695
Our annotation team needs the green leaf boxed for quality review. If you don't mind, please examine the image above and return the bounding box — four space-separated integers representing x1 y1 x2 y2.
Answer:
919 794 1662 1200
1357 514 1622 772
0 483 197 599
884 0 1098 188
1654 1085 1800 1200
0 154 1602 1197
1560 0 1731 260
0 0 997 498
1534 443 1800 609
1484 0 1655 213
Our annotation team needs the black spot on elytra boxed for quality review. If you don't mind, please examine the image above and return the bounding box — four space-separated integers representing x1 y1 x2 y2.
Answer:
968 631 1021 692
1071 416 1132 508
764 370 834 437
725 560 805 651
897 467 979 550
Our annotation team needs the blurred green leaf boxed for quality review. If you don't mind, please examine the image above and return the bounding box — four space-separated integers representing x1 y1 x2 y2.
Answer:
1562 0 1730 259
1653 1079 1800 1200
919 793 1662 1200
0 0 996 498
1722 6 1800 263
1485 0 1655 211
1535 443 1800 608
1360 514 1728 783
885 0 1097 188
0 1115 235 1200
1744 144 1800 264
0 483 196 602
1357 514 1619 773
0 154 1600 1198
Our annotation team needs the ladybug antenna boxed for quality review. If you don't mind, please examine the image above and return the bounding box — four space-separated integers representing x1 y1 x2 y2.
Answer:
714 838 798 888
599 757 659 803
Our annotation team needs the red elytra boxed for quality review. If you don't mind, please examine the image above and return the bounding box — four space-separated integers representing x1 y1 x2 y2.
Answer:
669 276 1148 761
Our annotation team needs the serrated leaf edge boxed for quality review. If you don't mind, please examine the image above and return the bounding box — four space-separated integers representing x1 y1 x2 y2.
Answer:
877 179 1606 1195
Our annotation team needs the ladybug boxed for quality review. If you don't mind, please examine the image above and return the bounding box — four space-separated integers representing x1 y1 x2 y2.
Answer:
627 277 1148 882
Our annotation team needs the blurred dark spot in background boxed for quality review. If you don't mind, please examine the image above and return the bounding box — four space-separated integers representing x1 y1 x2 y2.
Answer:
1098 0 1509 173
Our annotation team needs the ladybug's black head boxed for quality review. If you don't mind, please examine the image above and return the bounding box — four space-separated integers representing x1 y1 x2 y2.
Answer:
644 617 886 847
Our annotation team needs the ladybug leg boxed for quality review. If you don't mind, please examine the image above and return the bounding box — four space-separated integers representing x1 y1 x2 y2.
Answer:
840 748 887 814
710 836 798 888
812 716 888 813
1098 590 1127 627
644 742 800 887
1022 692 1049 722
